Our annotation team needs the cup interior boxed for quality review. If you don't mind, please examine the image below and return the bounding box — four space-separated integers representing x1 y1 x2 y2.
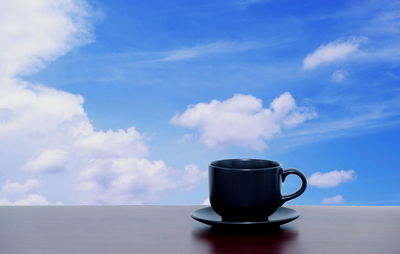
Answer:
210 159 280 170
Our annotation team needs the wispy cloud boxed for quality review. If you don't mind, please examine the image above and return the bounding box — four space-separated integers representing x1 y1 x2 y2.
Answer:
276 99 400 150
331 69 348 83
321 195 344 204
234 0 269 9
303 37 367 69
160 41 262 62
302 0 400 66
357 0 400 36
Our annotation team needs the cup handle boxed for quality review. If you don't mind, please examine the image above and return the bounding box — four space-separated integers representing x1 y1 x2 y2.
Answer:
281 168 307 204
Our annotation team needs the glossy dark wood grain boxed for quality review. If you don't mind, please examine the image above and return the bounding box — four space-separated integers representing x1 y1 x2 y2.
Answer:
0 206 399 254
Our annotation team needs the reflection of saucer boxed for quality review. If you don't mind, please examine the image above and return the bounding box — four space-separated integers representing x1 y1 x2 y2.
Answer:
191 206 299 227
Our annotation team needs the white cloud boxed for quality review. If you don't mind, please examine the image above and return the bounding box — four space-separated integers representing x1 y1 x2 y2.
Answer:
77 160 206 204
1 179 41 196
331 69 348 82
0 0 203 205
22 149 68 173
160 41 260 62
181 164 207 190
303 37 366 69
0 179 51 205
171 92 317 151
1 81 195 205
5 194 50 206
0 82 92 138
309 170 356 188
72 127 149 159
69 127 183 204
0 0 93 78
321 195 344 204
1 80 198 203
77 158 176 204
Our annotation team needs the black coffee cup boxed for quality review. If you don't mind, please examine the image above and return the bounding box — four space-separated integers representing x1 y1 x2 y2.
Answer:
209 159 307 222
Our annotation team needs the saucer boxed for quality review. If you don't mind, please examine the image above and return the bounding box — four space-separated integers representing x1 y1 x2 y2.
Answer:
191 206 299 227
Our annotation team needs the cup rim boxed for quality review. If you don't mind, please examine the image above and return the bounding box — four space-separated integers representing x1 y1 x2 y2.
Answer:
209 158 281 171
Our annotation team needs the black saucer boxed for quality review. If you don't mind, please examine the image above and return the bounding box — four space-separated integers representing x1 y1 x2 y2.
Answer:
191 206 299 227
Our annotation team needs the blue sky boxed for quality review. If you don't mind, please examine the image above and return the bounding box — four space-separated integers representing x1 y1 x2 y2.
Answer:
0 0 399 205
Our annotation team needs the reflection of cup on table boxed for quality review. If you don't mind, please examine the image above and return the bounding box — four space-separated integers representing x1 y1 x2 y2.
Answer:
209 159 307 222
192 227 299 254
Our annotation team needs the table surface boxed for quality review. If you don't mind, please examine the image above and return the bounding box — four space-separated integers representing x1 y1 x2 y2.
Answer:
0 205 399 254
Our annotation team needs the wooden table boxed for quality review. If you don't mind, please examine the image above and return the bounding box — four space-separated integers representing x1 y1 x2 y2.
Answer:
0 206 399 254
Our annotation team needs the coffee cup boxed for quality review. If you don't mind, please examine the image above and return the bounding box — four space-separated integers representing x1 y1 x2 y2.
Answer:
209 159 307 222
